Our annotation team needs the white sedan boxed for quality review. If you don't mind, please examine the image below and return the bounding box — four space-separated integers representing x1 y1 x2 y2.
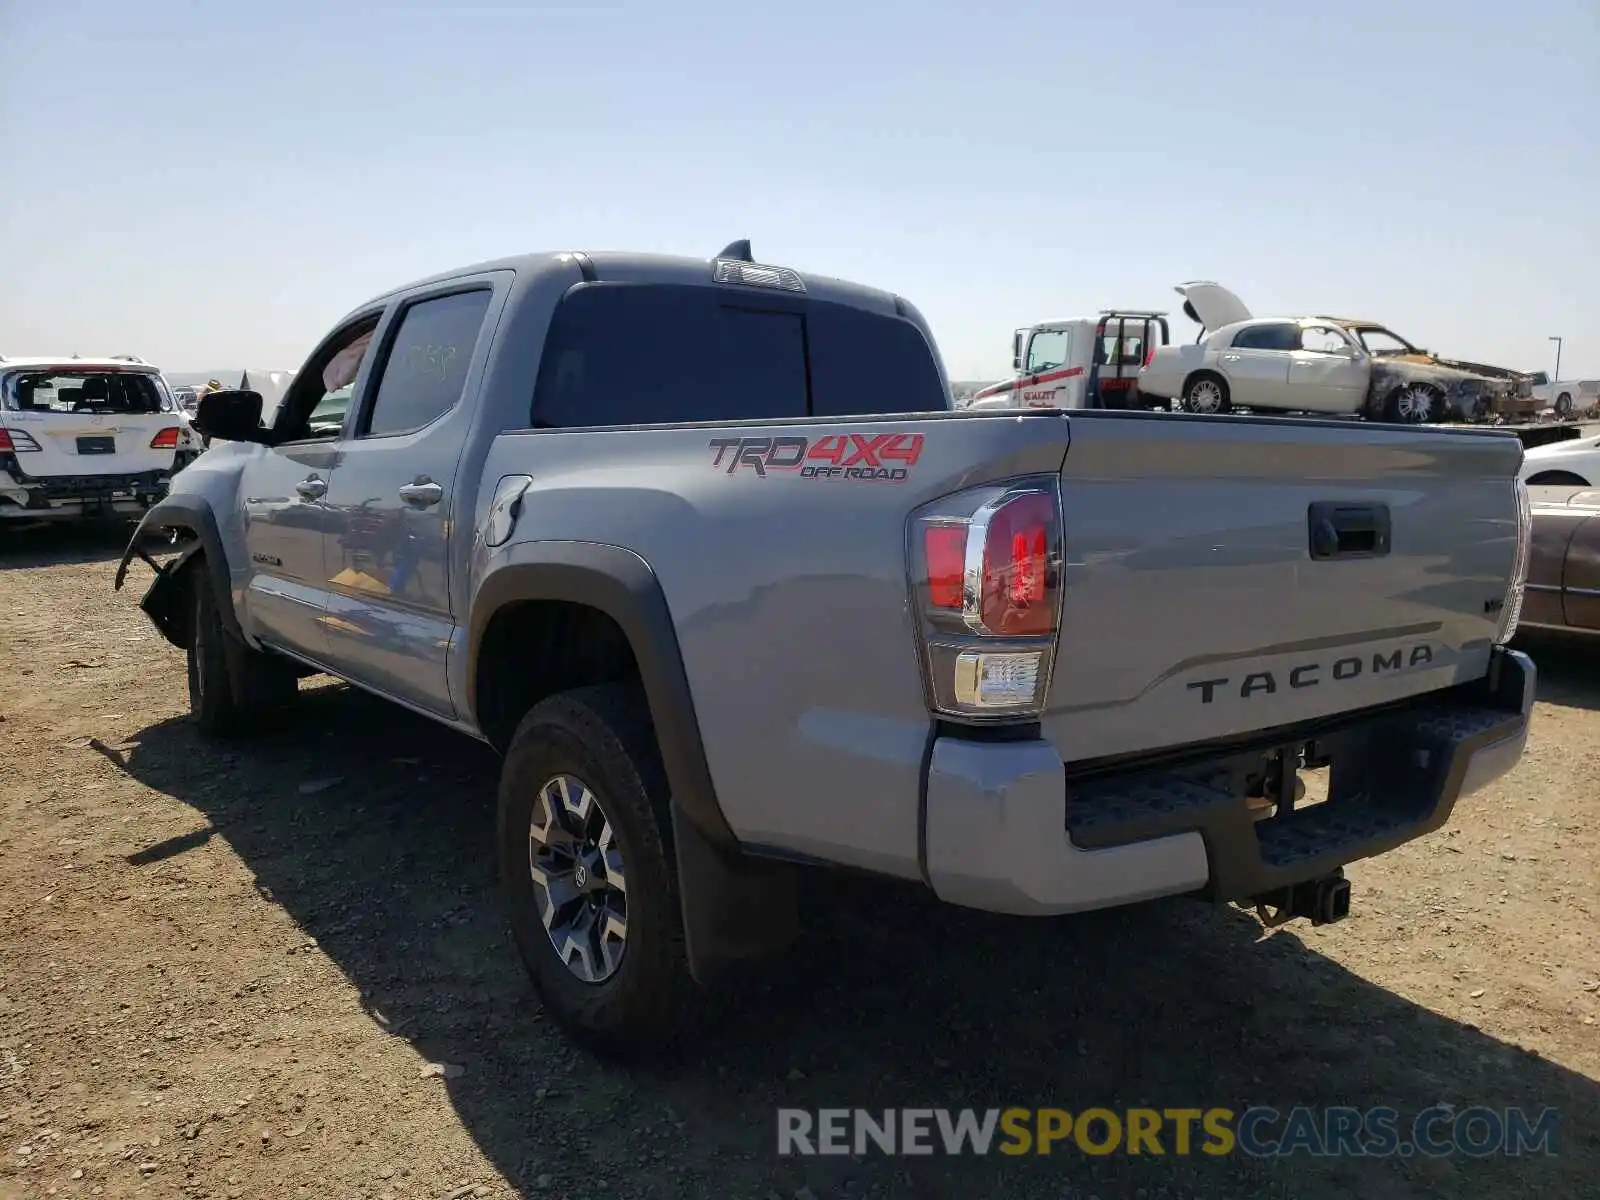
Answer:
1138 282 1528 422
1519 432 1600 487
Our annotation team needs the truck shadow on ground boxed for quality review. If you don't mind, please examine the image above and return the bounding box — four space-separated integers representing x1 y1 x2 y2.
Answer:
1515 630 1600 713
0 521 142 570
118 683 1597 1200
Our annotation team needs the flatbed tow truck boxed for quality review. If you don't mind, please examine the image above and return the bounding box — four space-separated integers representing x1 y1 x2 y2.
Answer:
1430 418 1588 452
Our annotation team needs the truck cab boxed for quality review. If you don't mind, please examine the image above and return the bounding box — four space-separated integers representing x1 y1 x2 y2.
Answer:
970 310 1170 411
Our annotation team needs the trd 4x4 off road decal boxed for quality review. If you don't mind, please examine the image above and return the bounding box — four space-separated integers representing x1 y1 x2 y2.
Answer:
708 433 924 482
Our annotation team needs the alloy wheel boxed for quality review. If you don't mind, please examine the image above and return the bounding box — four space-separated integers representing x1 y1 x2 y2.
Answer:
1187 380 1224 414
528 774 629 983
1395 385 1436 423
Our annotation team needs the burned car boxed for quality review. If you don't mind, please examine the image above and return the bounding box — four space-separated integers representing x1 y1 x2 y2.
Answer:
1139 282 1537 423
1521 486 1600 636
1330 319 1538 422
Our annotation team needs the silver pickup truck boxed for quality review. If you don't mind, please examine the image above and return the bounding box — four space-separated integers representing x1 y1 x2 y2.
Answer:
114 243 1537 1054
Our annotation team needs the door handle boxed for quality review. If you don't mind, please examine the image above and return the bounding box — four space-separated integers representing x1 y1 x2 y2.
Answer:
398 478 444 507
1221 353 1241 362
1308 502 1391 560
295 476 326 500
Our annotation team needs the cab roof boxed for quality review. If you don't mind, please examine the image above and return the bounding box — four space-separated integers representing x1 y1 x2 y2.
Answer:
344 246 911 326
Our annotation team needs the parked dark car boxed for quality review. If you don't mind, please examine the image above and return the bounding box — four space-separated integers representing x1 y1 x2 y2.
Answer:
1521 486 1600 635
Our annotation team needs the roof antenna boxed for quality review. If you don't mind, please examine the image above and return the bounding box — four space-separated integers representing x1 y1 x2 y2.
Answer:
716 239 753 262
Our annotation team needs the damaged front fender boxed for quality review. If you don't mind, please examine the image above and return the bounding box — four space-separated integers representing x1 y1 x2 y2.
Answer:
135 539 204 649
1367 361 1508 421
112 498 243 647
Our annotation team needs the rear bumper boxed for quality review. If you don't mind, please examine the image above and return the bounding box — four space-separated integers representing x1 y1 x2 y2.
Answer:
0 463 181 520
922 647 1535 916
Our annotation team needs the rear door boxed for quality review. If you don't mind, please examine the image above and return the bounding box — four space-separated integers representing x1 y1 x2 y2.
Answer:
1218 323 1296 407
319 276 507 717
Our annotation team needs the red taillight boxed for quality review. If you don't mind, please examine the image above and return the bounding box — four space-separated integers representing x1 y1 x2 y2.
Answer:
912 479 1063 720
1143 346 1155 368
978 491 1057 636
150 427 181 449
916 484 1062 637
0 428 41 452
924 525 967 609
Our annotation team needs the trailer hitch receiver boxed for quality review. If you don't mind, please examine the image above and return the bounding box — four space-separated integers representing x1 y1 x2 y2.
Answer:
1251 869 1350 928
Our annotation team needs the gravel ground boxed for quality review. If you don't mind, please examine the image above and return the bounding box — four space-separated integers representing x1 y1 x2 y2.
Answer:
0 525 1596 1200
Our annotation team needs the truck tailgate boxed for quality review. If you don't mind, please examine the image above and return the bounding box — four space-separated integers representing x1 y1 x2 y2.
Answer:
1045 413 1523 764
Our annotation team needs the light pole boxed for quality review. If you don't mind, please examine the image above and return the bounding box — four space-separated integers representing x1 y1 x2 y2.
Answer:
1548 335 1563 384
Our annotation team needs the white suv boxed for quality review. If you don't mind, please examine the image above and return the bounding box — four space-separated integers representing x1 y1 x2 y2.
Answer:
0 355 201 527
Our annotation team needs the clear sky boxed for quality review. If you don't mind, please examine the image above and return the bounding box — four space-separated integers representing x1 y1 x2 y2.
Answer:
2 0 1596 382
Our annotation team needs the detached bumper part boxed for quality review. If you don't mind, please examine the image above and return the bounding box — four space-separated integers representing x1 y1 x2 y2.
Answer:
922 648 1535 916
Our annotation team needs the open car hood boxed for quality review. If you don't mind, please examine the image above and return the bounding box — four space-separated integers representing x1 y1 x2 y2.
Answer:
1173 281 1252 332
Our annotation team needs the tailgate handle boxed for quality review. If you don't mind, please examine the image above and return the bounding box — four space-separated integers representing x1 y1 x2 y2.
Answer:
1308 502 1390 560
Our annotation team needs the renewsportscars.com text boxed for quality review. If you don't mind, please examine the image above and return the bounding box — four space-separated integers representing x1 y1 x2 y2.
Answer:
777 1106 1560 1159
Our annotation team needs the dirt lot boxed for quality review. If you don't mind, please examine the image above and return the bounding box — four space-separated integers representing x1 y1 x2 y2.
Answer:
1 526 1596 1200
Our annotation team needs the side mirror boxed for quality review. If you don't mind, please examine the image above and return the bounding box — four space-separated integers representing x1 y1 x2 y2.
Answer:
1011 331 1024 372
194 389 267 443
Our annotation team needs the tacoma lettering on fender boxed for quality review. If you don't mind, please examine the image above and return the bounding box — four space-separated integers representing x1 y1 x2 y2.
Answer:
113 242 1537 1055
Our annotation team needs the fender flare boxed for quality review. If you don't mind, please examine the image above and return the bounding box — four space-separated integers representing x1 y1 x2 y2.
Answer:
468 543 797 982
468 543 735 851
113 496 244 643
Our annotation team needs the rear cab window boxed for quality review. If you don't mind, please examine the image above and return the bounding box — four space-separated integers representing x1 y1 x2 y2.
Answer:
530 283 944 427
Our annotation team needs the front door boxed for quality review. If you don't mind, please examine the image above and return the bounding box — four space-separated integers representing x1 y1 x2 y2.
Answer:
237 319 386 659
1287 325 1370 413
237 442 341 656
320 281 503 717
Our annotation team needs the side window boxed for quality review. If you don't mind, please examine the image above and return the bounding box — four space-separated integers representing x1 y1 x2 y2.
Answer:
272 320 379 442
361 290 493 438
1025 329 1070 373
1232 323 1298 351
807 300 945 417
1299 326 1350 354
1095 334 1144 366
531 285 807 427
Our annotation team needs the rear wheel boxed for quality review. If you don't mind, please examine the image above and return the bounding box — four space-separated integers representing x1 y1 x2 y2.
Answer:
1525 470 1590 487
1555 392 1573 419
187 567 298 736
497 682 693 1056
1181 373 1231 415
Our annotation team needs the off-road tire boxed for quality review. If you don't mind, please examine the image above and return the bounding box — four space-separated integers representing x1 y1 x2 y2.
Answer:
497 682 693 1057
1555 392 1573 419
186 567 298 737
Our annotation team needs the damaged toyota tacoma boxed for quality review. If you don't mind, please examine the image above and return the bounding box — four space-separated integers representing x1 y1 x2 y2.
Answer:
113 243 1537 1053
